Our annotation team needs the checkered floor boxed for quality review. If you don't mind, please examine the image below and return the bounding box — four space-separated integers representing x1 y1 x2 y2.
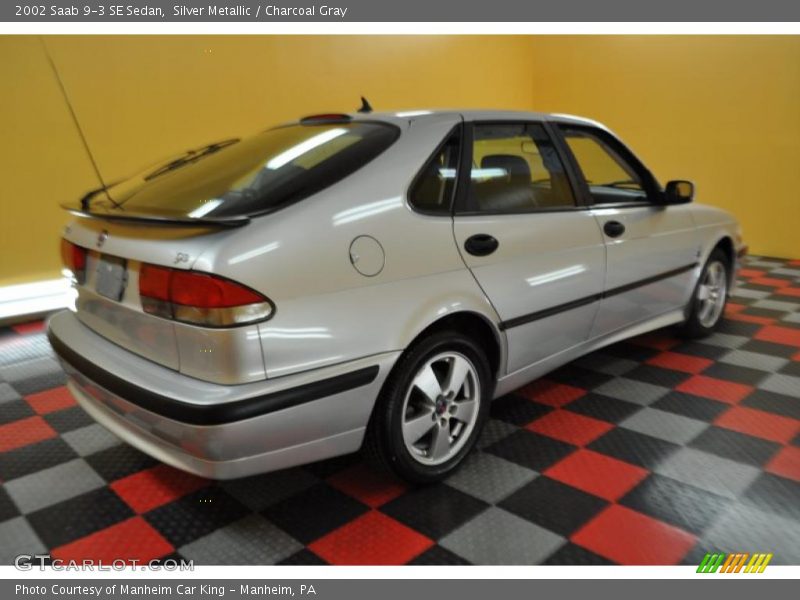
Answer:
1 255 799 566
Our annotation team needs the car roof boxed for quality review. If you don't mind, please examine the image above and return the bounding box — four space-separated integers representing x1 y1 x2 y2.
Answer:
345 109 607 129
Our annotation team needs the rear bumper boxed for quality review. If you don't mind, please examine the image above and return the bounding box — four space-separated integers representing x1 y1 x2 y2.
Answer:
48 310 399 479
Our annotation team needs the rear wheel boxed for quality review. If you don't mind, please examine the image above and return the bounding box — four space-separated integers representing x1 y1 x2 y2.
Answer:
680 249 730 338
364 331 492 483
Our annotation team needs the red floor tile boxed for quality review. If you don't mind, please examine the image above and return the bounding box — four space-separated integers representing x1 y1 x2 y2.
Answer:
571 505 696 565
675 375 753 404
725 303 746 315
11 320 46 335
714 406 800 444
776 287 800 298
749 277 792 288
726 313 775 325
544 448 648 501
755 325 800 348
765 445 800 482
738 269 766 278
52 517 173 563
630 332 678 351
327 464 408 508
527 410 614 446
521 379 587 407
647 351 713 374
309 511 433 565
111 464 209 513
25 386 76 415
0 416 57 452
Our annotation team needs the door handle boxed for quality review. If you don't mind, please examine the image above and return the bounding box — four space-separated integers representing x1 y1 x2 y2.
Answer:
603 220 626 238
464 234 499 257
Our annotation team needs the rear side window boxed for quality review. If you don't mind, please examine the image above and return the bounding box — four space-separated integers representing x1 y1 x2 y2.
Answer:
408 128 462 214
105 122 399 219
464 122 575 213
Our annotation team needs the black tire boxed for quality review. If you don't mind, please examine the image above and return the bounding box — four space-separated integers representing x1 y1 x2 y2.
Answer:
363 330 493 484
680 248 731 339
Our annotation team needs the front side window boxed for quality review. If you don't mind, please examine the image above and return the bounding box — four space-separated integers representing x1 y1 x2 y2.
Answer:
560 126 650 204
408 128 462 214
464 122 575 213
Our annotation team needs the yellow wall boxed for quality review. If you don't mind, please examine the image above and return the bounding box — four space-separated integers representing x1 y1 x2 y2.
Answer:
530 36 800 259
0 35 798 286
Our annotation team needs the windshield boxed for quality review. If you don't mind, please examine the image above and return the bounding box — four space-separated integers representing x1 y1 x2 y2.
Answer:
86 121 399 220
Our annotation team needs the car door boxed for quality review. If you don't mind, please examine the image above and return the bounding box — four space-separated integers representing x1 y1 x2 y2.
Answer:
452 121 607 375
555 123 700 338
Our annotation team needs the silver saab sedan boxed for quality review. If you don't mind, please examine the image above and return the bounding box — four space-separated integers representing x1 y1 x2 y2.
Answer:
48 109 746 483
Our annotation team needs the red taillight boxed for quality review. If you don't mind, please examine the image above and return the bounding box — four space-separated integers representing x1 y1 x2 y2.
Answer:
60 239 87 283
139 264 273 327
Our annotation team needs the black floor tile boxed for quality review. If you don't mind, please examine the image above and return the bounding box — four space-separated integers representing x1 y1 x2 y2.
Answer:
670 341 729 360
145 487 250 547
278 549 328 565
652 391 729 422
625 364 692 388
485 430 576 472
0 399 35 425
262 483 368 545
588 428 680 470
27 488 133 549
0 438 77 481
543 542 616 565
381 484 488 540
740 339 798 358
689 426 781 467
407 545 471 565
620 474 730 535
85 444 159 482
742 473 800 521
0 486 20 522
741 389 800 420
490 394 553 426
546 364 614 390
499 476 608 537
716 319 762 337
702 363 770 386
565 393 643 424
43 406 93 434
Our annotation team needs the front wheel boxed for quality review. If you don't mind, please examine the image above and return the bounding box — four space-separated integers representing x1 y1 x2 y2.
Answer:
680 249 730 338
363 331 492 483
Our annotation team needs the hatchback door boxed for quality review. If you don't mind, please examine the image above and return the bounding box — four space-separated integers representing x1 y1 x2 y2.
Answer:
555 123 699 338
452 121 606 375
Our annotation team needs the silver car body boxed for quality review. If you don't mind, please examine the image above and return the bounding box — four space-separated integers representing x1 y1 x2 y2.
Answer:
48 109 744 478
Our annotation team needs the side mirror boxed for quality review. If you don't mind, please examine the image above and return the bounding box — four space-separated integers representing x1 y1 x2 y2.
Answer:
663 180 694 204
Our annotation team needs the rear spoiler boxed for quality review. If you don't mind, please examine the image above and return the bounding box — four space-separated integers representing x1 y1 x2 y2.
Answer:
61 205 251 228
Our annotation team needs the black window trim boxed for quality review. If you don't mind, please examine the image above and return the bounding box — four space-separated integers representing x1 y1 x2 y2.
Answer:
554 122 665 210
453 119 584 217
405 122 465 217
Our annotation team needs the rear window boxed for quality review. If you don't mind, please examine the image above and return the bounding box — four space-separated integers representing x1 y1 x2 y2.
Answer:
98 121 399 219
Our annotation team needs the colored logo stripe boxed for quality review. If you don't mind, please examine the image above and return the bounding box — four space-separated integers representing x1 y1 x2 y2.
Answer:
697 552 773 573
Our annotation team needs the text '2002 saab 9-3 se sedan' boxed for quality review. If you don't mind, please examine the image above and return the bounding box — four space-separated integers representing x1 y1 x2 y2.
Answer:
49 107 745 483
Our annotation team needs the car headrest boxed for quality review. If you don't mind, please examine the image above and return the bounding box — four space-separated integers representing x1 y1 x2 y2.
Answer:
480 154 531 185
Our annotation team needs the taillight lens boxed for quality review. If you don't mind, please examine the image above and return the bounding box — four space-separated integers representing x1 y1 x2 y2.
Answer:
60 239 87 284
139 264 273 327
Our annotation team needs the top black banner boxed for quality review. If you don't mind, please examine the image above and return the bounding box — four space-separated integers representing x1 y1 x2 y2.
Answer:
5 0 800 22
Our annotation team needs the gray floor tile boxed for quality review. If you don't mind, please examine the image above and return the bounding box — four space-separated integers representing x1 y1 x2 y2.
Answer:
477 419 518 449
702 504 800 565
179 514 302 565
61 424 121 457
446 452 537 504
594 378 669 406
620 408 708 445
0 517 47 565
4 459 105 513
441 507 564 565
758 374 800 399
719 350 789 373
702 333 750 349
752 299 800 312
654 447 761 499
0 382 21 404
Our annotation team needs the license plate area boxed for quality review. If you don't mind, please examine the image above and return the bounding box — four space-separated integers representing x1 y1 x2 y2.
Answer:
95 254 128 301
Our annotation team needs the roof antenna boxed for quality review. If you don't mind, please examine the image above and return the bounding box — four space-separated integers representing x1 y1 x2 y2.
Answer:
357 96 373 114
